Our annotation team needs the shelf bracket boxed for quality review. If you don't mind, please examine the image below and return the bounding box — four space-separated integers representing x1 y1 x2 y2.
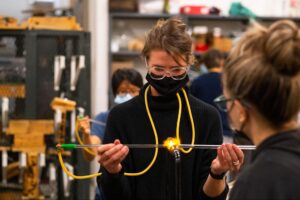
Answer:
54 56 66 91
70 55 85 91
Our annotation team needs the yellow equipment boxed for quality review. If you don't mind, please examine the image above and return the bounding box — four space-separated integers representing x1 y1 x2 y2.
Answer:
23 16 82 31
6 120 54 199
0 16 24 30
51 97 76 112
0 84 26 98
51 97 76 144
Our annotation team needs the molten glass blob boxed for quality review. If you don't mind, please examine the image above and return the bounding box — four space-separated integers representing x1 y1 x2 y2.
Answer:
163 137 180 151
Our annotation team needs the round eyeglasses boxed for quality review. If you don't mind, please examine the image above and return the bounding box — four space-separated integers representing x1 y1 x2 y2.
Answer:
213 95 235 112
148 65 189 80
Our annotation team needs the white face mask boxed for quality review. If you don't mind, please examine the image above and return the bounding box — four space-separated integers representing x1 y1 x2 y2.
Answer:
114 93 133 104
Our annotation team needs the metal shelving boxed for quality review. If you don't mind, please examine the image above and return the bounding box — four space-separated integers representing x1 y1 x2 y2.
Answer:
108 13 251 65
257 16 300 22
109 13 300 60
110 12 300 21
111 12 177 19
111 50 141 57
108 12 300 105
0 29 91 200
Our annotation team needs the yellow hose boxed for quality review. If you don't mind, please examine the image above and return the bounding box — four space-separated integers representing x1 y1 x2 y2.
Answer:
124 86 159 176
177 88 195 153
57 85 196 179
75 120 96 156
58 149 101 179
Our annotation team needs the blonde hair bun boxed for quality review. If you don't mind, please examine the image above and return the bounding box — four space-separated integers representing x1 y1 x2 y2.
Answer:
264 20 300 76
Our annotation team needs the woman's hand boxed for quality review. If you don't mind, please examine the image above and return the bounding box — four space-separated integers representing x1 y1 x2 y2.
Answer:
78 116 91 135
97 139 129 174
211 144 244 175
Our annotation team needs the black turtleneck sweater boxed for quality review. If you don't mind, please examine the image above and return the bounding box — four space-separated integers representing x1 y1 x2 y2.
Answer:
98 84 228 200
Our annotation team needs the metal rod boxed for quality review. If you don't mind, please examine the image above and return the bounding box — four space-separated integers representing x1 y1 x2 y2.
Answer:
70 144 256 150
88 119 106 126
174 149 181 200
180 144 256 150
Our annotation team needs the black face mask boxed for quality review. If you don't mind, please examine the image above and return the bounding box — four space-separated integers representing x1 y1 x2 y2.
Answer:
146 73 189 96
233 129 247 138
228 112 247 136
232 129 253 145
231 120 251 141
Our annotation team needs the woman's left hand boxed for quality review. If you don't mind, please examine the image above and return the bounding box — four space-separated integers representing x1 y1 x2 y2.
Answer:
210 144 244 175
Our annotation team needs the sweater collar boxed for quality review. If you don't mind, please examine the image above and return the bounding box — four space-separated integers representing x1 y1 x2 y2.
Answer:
251 128 300 161
139 83 188 111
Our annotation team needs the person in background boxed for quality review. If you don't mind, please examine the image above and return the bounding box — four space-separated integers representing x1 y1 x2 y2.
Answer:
190 49 233 143
215 20 300 199
78 68 143 200
97 17 244 200
79 68 143 160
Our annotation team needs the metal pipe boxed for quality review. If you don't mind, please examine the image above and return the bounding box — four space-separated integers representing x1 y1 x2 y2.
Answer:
174 148 181 200
88 119 106 126
58 143 256 150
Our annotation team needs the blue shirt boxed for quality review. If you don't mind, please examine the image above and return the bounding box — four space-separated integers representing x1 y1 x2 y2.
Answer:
190 72 233 137
91 111 109 140
91 111 109 200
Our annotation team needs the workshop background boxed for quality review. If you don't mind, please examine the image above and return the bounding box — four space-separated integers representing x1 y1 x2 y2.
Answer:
0 0 300 199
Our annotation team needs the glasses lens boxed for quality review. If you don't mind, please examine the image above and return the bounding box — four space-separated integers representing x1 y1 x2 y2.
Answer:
148 66 188 80
214 95 229 112
149 66 164 80
171 67 188 80
218 101 228 112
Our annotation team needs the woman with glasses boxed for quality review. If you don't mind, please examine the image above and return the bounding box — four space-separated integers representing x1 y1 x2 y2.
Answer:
216 20 300 199
97 17 244 200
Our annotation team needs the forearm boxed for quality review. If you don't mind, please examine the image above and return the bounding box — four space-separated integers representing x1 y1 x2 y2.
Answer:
203 175 226 197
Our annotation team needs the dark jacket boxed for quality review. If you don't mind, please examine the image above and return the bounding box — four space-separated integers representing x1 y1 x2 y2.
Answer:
98 84 228 200
230 129 300 200
190 72 233 137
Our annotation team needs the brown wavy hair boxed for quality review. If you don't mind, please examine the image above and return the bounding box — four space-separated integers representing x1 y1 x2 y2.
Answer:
142 17 194 66
223 20 300 127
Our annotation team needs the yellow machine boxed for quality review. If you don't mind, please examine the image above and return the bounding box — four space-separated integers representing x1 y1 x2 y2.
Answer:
0 83 26 198
0 84 26 98
0 16 24 30
0 16 81 30
6 120 54 200
23 16 82 31
51 97 76 144
0 95 76 199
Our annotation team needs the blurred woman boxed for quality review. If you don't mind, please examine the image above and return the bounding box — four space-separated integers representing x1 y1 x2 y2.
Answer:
214 20 300 199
